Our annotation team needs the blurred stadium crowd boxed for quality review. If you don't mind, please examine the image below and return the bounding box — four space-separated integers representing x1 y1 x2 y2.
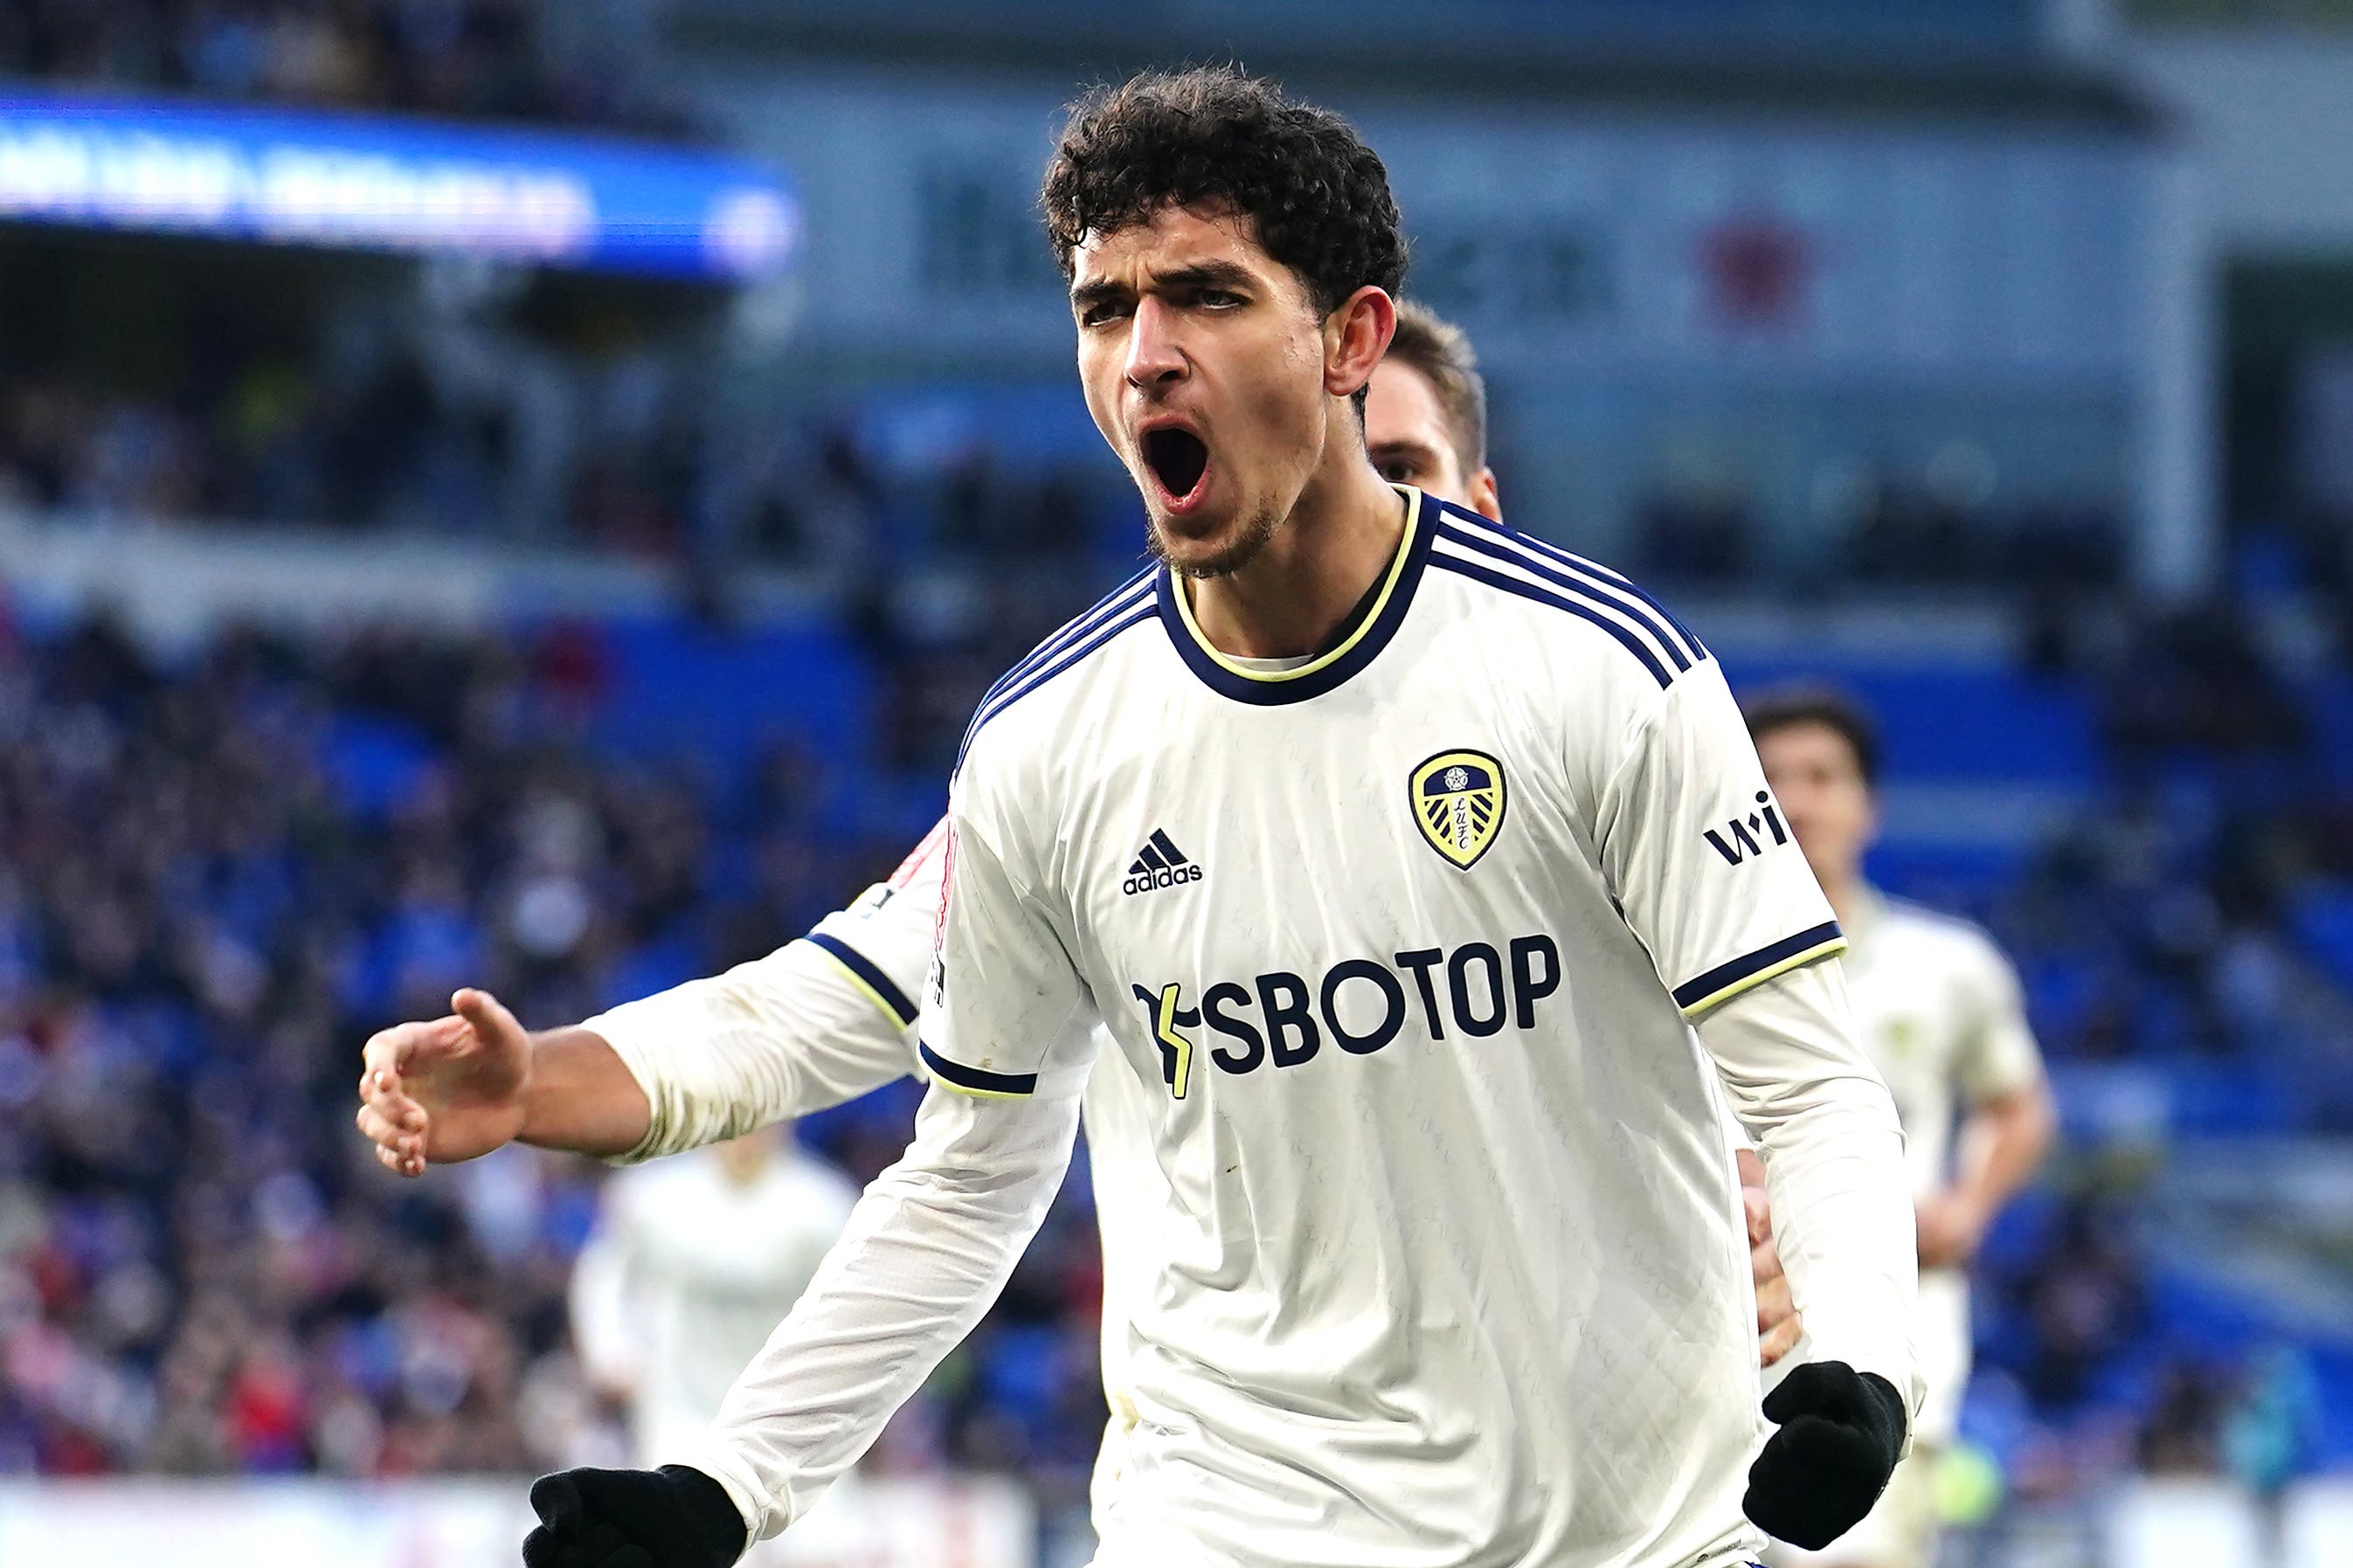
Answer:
4 0 2353 1558
0 350 1111 573
0 0 688 135
0 604 1118 1500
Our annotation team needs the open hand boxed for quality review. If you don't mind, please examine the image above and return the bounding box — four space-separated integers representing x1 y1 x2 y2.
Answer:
355 988 532 1176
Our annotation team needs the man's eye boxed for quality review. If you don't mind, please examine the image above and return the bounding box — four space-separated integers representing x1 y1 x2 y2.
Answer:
1080 301 1132 327
1197 289 1242 308
1374 459 1420 484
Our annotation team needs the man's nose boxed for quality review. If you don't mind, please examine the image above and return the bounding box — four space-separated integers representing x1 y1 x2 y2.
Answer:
1125 297 1187 390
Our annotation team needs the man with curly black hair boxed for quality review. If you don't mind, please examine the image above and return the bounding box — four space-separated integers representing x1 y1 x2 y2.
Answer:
520 65 1918 1568
1042 66 1410 587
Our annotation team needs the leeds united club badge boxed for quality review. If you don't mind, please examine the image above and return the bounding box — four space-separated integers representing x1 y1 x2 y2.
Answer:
1410 749 1507 869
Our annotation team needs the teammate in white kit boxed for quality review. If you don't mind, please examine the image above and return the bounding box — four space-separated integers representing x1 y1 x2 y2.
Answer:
1744 690 2055 1568
370 69 1915 1566
570 1130 857 1467
355 305 1800 1540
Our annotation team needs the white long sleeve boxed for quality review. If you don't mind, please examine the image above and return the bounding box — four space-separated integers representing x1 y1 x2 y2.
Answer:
585 938 924 1163
683 1077 1083 1542
584 830 950 1164
1697 957 1920 1426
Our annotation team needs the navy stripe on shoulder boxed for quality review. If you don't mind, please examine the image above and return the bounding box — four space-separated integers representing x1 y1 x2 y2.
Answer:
972 569 1155 717
1439 509 1706 665
802 932 918 1027
956 602 1158 771
1429 555 1672 687
1434 522 1691 674
1491 522 1709 661
918 1041 1038 1096
1671 922 1844 1012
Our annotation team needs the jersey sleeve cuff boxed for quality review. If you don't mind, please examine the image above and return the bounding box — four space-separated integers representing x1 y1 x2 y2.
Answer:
800 932 920 1030
917 1041 1038 1098
676 1440 786 1545
573 1005 690 1166
1672 922 1846 1018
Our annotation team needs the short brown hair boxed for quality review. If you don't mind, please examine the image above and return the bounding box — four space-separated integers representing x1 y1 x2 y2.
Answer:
1742 685 1882 787
1040 66 1408 321
1385 300 1486 476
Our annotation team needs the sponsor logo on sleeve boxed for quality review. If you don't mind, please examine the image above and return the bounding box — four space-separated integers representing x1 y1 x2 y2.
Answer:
1703 791 1791 867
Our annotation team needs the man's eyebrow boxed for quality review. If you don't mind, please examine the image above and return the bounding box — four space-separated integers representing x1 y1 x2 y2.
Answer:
1072 259 1260 309
1368 438 1443 463
1153 260 1258 293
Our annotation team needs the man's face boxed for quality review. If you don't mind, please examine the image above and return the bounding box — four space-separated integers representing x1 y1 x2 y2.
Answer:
1365 358 1500 521
1071 204 1341 578
1754 721 1876 889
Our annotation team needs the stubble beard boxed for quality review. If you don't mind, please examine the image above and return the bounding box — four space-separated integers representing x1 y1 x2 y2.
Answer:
1145 503 1280 580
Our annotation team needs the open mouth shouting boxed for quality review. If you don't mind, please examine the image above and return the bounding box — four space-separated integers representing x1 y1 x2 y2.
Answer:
1139 420 1213 514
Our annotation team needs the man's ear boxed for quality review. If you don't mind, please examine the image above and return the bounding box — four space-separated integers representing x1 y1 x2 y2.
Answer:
1470 466 1502 523
1325 287 1397 403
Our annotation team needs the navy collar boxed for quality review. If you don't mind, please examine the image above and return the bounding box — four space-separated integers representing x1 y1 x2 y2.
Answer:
1155 485 1436 707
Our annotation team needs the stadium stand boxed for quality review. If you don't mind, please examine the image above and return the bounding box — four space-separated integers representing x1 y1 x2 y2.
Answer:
0 0 692 135
5 2 2353 1562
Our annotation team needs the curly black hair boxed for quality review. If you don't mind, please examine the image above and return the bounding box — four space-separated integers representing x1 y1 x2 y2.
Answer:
1040 66 1408 318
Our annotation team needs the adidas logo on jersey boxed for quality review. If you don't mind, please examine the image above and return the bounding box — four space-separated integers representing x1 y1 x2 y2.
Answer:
1123 829 1203 895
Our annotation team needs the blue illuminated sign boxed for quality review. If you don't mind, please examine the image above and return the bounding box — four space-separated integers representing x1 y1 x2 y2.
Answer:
0 89 798 282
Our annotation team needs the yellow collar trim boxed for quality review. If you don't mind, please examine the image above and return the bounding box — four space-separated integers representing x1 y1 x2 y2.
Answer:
1170 486 1423 684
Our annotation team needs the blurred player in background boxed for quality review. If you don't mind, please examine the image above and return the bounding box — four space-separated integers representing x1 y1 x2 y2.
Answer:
1745 689 2057 1568
569 1127 856 1467
1364 303 1499 517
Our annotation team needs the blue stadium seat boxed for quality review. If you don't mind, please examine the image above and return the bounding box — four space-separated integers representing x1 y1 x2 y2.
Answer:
321 712 439 822
2288 881 2353 996
1727 662 2098 786
585 616 874 778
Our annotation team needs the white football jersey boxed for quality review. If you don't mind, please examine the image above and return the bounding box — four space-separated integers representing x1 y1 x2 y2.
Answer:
916 488 1879 1568
1841 888 2043 1445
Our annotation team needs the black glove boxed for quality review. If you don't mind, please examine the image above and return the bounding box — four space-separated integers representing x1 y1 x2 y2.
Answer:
523 1464 747 1568
1741 1360 1907 1551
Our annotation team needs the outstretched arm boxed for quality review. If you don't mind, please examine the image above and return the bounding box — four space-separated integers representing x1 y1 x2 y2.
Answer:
355 952 912 1173
356 990 647 1174
356 825 948 1173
